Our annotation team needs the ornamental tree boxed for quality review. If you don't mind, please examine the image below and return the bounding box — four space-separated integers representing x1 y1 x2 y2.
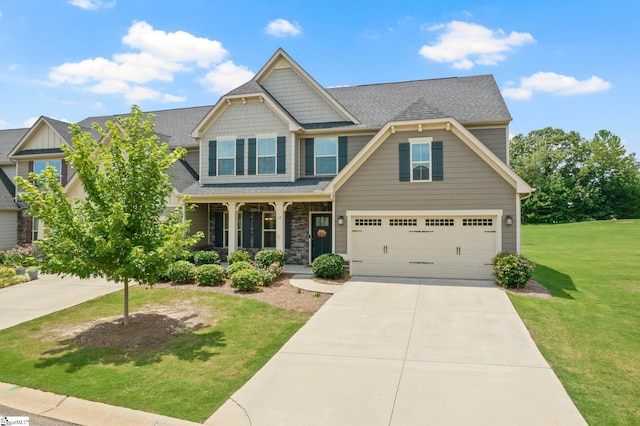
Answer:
16 105 203 325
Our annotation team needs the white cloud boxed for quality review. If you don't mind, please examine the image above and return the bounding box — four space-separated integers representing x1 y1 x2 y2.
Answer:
48 21 249 104
199 61 255 94
23 117 39 127
419 21 534 69
503 72 613 100
265 19 302 37
68 0 116 10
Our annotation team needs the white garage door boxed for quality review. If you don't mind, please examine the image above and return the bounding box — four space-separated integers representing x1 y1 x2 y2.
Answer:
349 215 498 279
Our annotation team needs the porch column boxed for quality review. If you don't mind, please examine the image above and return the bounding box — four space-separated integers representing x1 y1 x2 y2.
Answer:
270 202 292 251
223 202 243 253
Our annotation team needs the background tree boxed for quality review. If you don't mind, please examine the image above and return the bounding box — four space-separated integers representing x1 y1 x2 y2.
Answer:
16 106 203 325
510 127 640 223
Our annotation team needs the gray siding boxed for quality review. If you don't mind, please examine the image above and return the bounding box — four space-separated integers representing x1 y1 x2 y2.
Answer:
0 211 17 249
262 68 345 124
298 134 373 177
335 129 518 253
189 203 209 247
469 127 508 163
201 100 291 184
184 149 199 176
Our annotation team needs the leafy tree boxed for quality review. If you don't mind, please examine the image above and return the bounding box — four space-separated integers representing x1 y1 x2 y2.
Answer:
510 127 640 223
16 105 203 325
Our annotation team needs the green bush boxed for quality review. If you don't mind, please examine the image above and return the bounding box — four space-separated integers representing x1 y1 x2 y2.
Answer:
167 260 196 284
312 253 345 280
230 268 262 291
255 249 286 268
193 250 221 266
227 250 251 265
492 253 536 289
195 264 225 286
258 262 283 286
226 261 253 277
0 266 16 279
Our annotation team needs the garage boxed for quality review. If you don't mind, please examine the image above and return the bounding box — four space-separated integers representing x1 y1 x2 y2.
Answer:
348 212 501 279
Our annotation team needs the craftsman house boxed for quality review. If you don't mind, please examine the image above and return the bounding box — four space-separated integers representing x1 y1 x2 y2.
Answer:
5 48 532 279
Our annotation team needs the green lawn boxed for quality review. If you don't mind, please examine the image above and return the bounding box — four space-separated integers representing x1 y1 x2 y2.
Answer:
0 288 311 422
513 220 640 425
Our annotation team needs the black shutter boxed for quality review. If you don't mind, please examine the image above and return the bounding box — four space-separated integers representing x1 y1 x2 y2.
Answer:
214 211 224 247
432 141 444 181
24 215 33 244
242 213 251 248
252 212 262 248
208 140 217 176
248 138 256 175
285 211 292 249
338 136 348 171
305 138 314 175
399 143 410 182
277 136 286 174
235 139 244 175
60 159 68 186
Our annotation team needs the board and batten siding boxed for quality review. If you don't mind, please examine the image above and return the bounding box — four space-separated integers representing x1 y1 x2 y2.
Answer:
23 125 65 151
468 127 508 163
261 68 345 124
334 129 518 254
200 100 291 185
299 134 373 177
0 211 18 249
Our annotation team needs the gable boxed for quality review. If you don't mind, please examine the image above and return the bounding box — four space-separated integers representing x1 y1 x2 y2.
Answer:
19 122 66 152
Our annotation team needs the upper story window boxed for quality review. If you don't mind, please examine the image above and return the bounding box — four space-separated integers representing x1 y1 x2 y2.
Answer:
411 141 431 181
34 159 62 182
258 137 276 174
315 137 337 175
217 139 235 176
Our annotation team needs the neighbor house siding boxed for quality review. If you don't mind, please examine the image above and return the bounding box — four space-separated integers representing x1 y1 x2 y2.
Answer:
334 129 518 254
298 134 373 177
469 127 508 163
0 211 18 249
261 68 345 124
200 100 291 184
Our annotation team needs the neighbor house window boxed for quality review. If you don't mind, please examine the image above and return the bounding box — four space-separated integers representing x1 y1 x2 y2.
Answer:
411 141 431 181
257 137 276 174
223 212 242 248
315 137 337 175
32 217 39 241
34 159 62 182
263 211 276 248
217 139 235 176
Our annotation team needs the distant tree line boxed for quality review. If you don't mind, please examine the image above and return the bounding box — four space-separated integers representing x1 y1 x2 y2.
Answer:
510 127 640 223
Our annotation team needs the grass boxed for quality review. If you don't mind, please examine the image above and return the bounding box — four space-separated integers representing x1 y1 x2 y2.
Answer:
512 220 640 425
0 287 311 422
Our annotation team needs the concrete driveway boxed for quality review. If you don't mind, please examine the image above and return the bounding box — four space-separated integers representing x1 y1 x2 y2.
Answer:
207 277 586 426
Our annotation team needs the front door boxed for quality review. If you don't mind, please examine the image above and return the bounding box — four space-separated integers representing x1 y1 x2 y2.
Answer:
311 213 332 261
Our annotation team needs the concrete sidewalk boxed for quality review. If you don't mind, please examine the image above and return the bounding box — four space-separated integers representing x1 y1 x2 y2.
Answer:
207 277 586 426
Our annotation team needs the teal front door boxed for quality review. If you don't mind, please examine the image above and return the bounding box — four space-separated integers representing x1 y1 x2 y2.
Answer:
311 213 332 260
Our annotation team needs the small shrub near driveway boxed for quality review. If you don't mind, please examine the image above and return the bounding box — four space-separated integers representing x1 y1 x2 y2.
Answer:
193 250 221 266
492 252 535 288
312 253 345 280
167 260 197 284
227 250 251 265
226 261 253 278
195 264 225 286
231 268 263 291
255 249 286 268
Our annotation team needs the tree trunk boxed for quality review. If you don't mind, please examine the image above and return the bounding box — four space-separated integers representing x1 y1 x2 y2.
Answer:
123 281 129 326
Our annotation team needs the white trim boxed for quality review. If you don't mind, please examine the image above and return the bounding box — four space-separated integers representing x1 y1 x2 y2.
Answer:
516 193 522 254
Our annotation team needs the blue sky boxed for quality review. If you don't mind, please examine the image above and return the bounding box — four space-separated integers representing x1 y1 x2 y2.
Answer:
1 0 638 155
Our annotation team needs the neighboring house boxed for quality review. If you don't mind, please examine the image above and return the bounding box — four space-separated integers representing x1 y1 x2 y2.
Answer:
5 48 533 280
0 128 27 249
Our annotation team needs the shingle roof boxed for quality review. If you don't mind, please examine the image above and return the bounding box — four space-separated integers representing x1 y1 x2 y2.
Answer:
169 159 199 193
327 75 511 126
42 117 75 143
182 178 332 196
0 168 17 209
0 128 28 164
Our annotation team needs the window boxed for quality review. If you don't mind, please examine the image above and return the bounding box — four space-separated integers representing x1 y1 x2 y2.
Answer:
315 137 337 175
32 217 39 241
354 218 382 226
389 218 417 226
223 212 242 247
463 218 493 227
217 140 235 176
263 212 276 248
34 159 62 181
411 142 431 181
257 137 276 174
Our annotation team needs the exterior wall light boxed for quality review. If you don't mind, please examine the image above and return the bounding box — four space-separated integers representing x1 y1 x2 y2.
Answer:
338 216 345 225
505 215 513 225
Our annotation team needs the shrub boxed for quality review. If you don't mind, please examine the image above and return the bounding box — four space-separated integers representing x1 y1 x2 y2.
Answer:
226 261 253 277
258 262 283 286
193 250 221 266
227 250 251 265
255 249 286 268
231 268 262 291
0 266 16 279
492 253 536 289
195 264 225 286
167 260 196 284
312 253 345 280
